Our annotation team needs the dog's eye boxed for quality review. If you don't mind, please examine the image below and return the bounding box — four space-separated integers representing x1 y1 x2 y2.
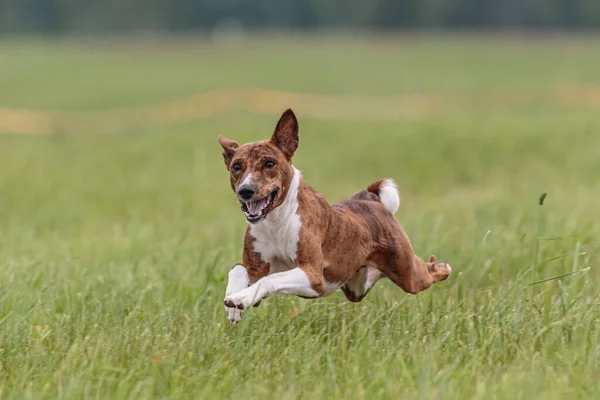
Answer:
264 160 276 168
232 163 242 171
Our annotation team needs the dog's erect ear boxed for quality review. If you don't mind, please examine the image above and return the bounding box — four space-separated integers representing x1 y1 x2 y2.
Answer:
218 136 239 170
270 109 299 159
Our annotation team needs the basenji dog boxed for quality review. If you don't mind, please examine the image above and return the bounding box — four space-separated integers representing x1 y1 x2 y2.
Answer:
218 109 451 324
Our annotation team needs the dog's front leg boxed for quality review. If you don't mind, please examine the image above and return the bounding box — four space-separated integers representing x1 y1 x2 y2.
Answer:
224 262 269 324
224 264 250 325
224 235 270 324
224 266 324 311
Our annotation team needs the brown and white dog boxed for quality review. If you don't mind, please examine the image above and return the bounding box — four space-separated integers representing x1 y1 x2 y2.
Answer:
218 109 451 324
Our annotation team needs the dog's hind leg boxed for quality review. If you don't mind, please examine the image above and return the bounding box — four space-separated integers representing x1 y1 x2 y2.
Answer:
367 249 451 295
340 266 385 302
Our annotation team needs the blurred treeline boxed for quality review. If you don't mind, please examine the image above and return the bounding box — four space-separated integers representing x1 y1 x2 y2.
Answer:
1 0 599 33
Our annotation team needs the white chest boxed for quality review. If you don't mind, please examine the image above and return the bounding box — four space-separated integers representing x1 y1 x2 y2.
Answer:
250 212 301 266
248 167 302 272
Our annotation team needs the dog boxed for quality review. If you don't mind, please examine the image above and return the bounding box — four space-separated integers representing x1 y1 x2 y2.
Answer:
218 109 451 324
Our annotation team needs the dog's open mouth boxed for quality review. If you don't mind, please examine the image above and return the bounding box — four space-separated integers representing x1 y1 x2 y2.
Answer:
240 189 279 223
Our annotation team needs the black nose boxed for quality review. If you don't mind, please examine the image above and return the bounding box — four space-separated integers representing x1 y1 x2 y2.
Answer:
238 185 255 200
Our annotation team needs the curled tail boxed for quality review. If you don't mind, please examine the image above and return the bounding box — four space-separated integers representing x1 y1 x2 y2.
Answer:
367 179 400 214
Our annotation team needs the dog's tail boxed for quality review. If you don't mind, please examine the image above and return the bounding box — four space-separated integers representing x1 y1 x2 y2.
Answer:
366 179 400 215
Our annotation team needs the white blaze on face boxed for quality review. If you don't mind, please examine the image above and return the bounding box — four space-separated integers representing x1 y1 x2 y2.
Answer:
240 172 253 188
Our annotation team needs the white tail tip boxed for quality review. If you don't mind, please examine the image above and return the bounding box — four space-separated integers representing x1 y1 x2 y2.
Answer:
379 179 400 214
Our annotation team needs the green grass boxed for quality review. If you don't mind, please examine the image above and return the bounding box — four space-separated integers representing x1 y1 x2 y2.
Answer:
2 35 600 110
0 35 599 399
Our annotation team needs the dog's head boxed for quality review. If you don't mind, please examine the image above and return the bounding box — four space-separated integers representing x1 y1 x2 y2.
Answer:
218 109 299 224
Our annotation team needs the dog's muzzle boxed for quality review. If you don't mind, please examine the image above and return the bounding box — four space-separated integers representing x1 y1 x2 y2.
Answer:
239 188 279 223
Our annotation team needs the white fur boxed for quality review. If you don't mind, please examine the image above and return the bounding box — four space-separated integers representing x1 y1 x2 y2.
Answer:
435 262 451 276
323 280 344 296
378 179 400 215
343 266 368 294
249 167 302 268
224 264 249 324
343 266 384 298
224 268 319 309
240 172 253 187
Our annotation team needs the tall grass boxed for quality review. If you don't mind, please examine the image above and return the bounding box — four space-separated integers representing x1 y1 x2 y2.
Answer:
0 36 599 399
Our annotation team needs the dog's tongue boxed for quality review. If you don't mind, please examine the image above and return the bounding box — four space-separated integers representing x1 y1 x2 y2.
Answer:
247 199 267 216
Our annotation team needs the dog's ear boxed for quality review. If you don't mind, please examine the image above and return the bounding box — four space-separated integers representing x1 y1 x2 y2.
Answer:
218 136 239 170
270 109 299 159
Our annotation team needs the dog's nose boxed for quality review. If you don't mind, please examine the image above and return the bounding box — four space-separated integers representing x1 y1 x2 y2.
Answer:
238 185 255 200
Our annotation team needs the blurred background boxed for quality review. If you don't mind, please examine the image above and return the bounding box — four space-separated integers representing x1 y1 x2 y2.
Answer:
1 0 600 33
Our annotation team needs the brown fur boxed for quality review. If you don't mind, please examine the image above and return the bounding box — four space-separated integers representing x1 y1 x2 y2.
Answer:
219 109 451 305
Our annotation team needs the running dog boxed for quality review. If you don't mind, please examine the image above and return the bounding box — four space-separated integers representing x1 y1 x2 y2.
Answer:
218 109 451 324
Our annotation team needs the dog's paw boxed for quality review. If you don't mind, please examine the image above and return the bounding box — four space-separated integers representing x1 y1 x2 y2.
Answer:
223 293 250 311
434 262 452 281
224 304 244 325
224 286 262 314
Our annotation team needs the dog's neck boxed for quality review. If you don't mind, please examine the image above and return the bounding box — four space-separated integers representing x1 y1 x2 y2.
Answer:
258 166 301 231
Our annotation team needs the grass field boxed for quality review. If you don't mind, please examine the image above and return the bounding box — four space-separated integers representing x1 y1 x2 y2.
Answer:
0 35 599 399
